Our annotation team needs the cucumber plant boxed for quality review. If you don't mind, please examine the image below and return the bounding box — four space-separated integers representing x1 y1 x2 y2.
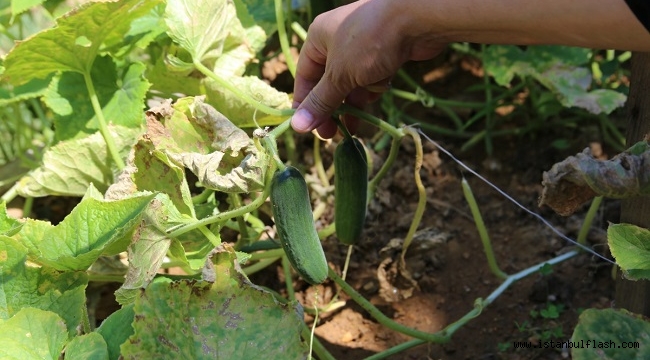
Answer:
0 0 647 359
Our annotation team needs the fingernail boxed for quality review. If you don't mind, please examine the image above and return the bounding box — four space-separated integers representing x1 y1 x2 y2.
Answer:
291 108 315 132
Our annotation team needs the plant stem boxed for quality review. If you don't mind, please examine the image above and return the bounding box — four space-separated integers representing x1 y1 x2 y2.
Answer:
301 324 336 360
485 250 579 304
198 225 220 247
167 165 275 238
22 197 33 218
577 196 603 246
291 21 307 41
400 128 427 262
328 268 449 342
368 137 400 200
317 222 336 239
461 178 508 279
338 104 403 139
82 71 125 170
313 137 330 187
242 256 281 276
363 250 580 359
193 60 294 118
191 188 214 204
248 248 285 261
81 305 92 333
229 193 251 246
282 255 296 301
275 0 296 77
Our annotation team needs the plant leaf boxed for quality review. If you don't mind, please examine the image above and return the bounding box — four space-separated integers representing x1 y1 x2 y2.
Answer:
3 0 161 86
114 194 193 306
0 236 88 336
64 332 109 360
44 57 149 142
539 141 650 215
145 96 271 193
15 125 142 197
608 223 650 280
120 245 308 359
0 308 68 360
572 308 650 359
164 0 235 62
11 0 46 18
483 45 624 114
0 203 21 235
204 75 291 127
12 185 155 271
234 0 277 35
0 76 51 107
96 304 135 360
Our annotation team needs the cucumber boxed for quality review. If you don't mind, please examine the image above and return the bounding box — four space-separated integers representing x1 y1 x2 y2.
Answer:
270 166 328 284
334 137 368 245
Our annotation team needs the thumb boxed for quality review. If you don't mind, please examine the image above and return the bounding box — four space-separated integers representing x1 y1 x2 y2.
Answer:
291 77 348 133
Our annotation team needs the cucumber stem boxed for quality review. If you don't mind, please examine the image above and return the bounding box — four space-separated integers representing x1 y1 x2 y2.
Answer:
461 178 508 280
400 128 427 264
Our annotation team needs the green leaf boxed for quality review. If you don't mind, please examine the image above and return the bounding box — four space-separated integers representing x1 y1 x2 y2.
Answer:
11 0 45 18
12 185 155 271
483 45 624 114
64 333 109 360
204 75 291 127
0 203 21 235
572 308 650 359
120 245 308 359
0 236 88 336
96 304 135 360
0 308 68 360
44 57 149 142
3 0 161 86
146 60 202 99
608 223 650 280
164 0 235 62
234 0 277 35
0 76 51 107
15 125 142 197
540 141 650 216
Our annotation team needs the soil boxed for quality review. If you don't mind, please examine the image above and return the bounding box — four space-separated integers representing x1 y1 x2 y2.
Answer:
12 52 622 360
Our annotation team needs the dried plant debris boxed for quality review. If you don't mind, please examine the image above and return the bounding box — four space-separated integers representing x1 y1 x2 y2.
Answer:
540 141 650 216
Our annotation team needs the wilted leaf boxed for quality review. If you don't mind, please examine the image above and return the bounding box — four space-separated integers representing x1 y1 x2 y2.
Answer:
15 125 142 197
120 245 308 359
114 194 198 305
12 185 155 271
64 333 109 360
145 96 271 193
539 141 650 215
572 308 650 359
3 0 161 85
44 56 149 142
0 236 88 337
0 308 68 360
608 223 650 280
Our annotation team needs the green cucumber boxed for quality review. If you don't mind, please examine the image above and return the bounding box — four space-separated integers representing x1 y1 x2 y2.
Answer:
334 137 368 245
270 166 328 284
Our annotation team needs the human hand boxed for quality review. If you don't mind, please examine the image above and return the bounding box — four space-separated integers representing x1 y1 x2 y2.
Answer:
291 0 446 138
